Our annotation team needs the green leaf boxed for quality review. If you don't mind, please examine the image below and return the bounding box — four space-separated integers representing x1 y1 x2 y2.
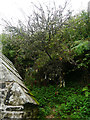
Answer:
82 86 88 91
85 91 89 97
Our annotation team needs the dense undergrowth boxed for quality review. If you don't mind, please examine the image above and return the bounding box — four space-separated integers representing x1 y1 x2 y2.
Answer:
30 82 90 119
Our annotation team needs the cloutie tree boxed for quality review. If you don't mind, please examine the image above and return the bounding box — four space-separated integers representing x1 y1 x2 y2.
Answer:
2 1 72 87
1 1 90 87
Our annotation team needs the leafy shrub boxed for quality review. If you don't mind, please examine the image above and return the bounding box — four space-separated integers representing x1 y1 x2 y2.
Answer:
56 92 90 118
71 40 90 68
31 84 90 119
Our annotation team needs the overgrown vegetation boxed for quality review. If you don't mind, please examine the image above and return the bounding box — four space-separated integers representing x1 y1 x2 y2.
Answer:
0 1 90 119
30 84 90 119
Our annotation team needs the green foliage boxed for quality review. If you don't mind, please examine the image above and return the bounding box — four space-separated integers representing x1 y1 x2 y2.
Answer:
72 41 89 55
30 84 90 118
71 40 90 68
62 11 89 42
1 34 16 60
1 33 35 78
56 94 89 118
82 86 89 97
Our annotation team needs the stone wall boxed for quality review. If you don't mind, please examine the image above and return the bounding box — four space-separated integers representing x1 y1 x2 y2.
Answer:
0 53 39 119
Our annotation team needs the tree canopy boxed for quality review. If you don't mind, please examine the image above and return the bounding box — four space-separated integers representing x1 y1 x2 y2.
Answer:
1 2 90 86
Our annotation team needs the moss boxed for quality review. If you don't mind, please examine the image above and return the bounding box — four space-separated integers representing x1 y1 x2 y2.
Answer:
28 90 39 105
